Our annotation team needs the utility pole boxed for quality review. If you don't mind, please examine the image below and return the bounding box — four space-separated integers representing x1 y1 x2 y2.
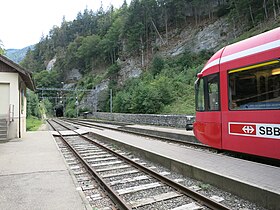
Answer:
75 96 79 118
110 89 113 113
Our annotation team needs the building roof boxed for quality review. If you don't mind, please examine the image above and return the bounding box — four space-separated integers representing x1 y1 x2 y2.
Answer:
0 54 35 90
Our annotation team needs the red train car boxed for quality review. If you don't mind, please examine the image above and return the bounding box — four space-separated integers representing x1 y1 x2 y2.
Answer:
193 27 280 160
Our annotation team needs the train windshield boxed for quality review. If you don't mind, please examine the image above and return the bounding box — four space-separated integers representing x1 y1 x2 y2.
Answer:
195 78 205 111
228 60 280 110
195 73 220 111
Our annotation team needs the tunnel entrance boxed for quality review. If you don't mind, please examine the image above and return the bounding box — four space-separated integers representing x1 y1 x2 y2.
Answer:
55 105 64 117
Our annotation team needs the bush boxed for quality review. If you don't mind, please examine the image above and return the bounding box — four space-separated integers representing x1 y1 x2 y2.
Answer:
107 64 121 76
27 91 41 119
26 117 42 131
65 108 77 118
112 51 210 115
151 56 164 76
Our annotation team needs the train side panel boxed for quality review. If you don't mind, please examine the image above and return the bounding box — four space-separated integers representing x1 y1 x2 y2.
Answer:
219 38 280 159
194 27 280 159
194 112 222 149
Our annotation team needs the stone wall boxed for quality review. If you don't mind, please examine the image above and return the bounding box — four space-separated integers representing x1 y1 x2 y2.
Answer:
87 112 195 128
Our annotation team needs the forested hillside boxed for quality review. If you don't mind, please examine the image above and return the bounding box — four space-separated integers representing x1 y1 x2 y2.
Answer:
21 0 280 117
5 45 34 63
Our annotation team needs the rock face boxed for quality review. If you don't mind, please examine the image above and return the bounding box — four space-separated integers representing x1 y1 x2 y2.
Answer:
164 17 239 57
64 68 82 83
46 57 56 71
192 18 233 53
117 58 142 86
80 79 109 112
76 17 241 112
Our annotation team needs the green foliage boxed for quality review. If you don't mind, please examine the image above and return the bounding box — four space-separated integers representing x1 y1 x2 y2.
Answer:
21 0 280 75
151 56 165 76
34 70 60 88
113 74 174 114
42 99 53 117
217 4 230 17
27 91 41 118
0 39 5 55
228 0 280 28
65 108 77 118
19 0 280 117
77 35 101 73
113 51 210 114
107 64 121 77
26 116 42 131
65 99 76 118
22 0 231 74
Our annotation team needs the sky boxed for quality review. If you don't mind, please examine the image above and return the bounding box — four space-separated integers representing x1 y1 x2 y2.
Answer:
0 0 129 49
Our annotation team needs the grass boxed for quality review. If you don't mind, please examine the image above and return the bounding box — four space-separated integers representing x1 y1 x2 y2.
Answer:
26 116 43 131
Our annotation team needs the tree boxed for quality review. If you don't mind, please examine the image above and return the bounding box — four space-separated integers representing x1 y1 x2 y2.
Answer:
27 91 41 118
100 16 124 63
33 70 60 88
77 35 101 72
0 39 5 55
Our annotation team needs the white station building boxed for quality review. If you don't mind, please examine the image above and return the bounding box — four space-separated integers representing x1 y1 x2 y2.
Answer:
0 54 35 140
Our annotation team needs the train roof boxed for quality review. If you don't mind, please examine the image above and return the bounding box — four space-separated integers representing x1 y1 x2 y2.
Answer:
200 27 280 76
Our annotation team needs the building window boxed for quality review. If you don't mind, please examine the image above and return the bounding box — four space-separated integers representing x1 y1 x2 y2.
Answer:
228 60 280 110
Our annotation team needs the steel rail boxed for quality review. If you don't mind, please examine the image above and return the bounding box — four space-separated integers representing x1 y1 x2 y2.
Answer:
47 119 132 210
82 132 231 210
53 118 230 210
64 118 213 151
67 119 280 167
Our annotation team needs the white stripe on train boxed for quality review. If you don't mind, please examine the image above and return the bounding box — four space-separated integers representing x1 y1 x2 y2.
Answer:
202 39 280 71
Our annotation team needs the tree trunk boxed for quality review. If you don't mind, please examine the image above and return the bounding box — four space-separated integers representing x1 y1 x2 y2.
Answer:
151 20 165 45
165 8 168 45
277 0 280 13
249 4 255 26
272 0 277 19
263 0 268 19
140 36 144 67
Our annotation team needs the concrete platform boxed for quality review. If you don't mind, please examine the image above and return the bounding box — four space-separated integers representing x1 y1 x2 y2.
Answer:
0 131 90 210
79 119 198 143
81 126 280 210
119 124 197 142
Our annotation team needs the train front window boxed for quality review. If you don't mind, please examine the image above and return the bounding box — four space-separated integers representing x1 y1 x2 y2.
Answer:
195 78 205 111
228 60 280 110
195 73 220 111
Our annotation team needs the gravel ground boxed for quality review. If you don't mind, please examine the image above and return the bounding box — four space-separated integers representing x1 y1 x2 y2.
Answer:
132 156 266 209
94 139 268 210
57 134 268 210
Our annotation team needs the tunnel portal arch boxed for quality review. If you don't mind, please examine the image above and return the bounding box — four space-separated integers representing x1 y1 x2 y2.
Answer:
55 105 64 117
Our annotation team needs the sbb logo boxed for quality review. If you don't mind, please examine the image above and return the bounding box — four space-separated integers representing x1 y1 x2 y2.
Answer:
259 125 280 137
229 122 280 139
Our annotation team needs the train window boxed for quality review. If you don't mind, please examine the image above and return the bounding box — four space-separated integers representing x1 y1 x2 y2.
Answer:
228 60 280 110
207 74 220 111
195 77 205 111
195 73 220 111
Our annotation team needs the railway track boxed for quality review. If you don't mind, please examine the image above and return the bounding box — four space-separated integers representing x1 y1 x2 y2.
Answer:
48 119 230 210
63 118 214 151
63 118 280 167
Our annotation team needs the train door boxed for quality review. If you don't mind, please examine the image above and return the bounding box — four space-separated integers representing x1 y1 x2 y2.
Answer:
195 73 222 148
221 60 280 159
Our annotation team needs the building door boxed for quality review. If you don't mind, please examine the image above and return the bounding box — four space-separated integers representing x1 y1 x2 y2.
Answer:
0 83 10 119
